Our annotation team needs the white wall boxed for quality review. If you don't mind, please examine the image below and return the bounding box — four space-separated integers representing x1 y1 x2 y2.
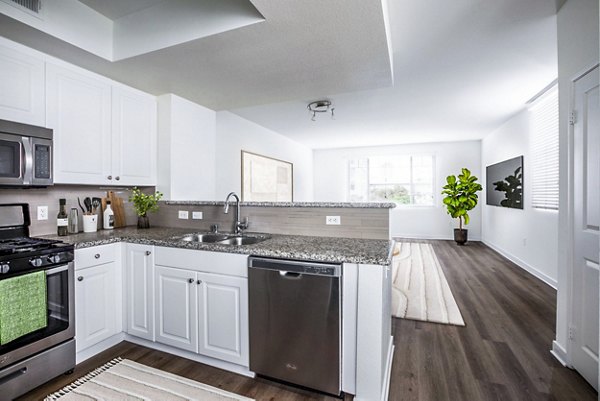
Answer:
481 110 559 288
215 111 314 201
554 0 599 365
313 141 482 240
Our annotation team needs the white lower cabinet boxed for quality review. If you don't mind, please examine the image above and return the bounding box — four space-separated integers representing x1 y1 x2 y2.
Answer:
74 245 121 353
198 272 248 366
125 244 155 341
155 265 198 352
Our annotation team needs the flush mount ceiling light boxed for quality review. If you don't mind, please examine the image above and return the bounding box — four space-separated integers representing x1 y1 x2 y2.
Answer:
307 100 334 121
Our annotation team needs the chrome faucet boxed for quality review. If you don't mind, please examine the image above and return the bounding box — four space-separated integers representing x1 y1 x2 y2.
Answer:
224 192 248 234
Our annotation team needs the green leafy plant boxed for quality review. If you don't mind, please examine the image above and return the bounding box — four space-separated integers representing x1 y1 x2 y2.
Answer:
442 168 483 231
129 187 163 217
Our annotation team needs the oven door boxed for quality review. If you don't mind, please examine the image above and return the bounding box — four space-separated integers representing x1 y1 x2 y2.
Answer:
0 262 75 370
31 137 52 186
0 133 31 186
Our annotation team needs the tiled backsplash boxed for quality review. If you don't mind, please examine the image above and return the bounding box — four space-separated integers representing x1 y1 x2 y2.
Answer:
0 185 143 236
0 189 391 239
152 203 390 239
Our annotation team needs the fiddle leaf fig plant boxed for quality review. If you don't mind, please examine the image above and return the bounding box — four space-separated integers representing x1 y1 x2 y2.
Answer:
442 168 483 231
129 187 163 217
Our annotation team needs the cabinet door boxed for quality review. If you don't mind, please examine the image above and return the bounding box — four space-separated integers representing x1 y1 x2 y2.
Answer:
112 86 157 186
75 262 117 352
46 63 112 184
155 265 197 352
125 244 155 341
198 272 248 366
0 43 45 126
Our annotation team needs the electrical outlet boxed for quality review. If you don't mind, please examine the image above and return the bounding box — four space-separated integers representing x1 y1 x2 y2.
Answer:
192 211 203 220
522 238 527 246
178 210 189 219
37 206 48 221
326 216 341 225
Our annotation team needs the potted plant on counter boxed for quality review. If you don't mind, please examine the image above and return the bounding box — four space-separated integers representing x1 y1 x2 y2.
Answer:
442 168 482 245
129 187 163 229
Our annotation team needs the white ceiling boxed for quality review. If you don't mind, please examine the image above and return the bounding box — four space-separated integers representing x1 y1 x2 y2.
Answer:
0 0 558 149
232 0 559 149
0 0 393 110
78 0 164 20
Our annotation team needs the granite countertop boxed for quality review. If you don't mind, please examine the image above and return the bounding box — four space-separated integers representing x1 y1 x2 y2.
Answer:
164 200 396 209
39 227 393 265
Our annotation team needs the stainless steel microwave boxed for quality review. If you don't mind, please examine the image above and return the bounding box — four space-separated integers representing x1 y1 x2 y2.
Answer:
0 119 53 187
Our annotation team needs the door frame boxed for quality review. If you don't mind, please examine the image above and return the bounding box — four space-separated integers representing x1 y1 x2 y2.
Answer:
566 62 600 368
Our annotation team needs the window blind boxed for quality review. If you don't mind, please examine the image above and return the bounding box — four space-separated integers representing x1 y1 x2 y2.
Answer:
530 86 559 210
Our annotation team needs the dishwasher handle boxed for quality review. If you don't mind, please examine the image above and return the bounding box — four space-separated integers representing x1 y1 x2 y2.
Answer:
279 271 302 279
249 256 341 277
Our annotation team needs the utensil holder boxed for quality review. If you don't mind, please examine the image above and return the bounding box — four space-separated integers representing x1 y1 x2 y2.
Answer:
83 214 98 233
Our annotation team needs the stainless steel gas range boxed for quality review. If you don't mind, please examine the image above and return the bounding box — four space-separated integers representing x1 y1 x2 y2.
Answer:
0 203 75 400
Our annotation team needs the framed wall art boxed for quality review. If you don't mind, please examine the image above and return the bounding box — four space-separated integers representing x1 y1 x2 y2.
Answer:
241 151 293 202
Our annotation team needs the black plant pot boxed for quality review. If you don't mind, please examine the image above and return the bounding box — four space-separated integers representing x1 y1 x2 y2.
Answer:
137 215 150 229
454 229 468 245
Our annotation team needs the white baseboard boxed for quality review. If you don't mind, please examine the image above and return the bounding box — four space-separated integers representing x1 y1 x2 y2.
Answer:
551 340 570 367
381 337 394 401
481 240 557 289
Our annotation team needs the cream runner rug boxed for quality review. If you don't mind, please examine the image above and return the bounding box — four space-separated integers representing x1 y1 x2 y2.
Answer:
45 358 254 401
392 242 465 326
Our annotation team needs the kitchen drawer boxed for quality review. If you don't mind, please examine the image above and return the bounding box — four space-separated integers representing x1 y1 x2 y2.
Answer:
75 243 118 270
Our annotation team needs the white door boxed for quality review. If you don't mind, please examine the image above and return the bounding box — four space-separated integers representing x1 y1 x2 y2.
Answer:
197 272 249 366
155 266 198 352
571 65 600 390
111 85 157 186
75 262 117 352
126 244 155 341
46 63 112 185
0 42 45 126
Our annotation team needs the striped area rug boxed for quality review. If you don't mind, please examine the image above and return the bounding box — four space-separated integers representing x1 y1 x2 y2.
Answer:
45 358 254 401
392 242 465 326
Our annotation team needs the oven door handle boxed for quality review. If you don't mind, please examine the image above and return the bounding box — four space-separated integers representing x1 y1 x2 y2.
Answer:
46 264 69 275
21 136 33 185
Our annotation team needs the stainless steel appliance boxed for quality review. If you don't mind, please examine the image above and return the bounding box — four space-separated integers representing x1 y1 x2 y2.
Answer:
0 119 53 187
248 257 341 396
0 204 75 400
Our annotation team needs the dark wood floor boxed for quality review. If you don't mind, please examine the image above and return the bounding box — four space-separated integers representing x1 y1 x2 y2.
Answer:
20 241 597 401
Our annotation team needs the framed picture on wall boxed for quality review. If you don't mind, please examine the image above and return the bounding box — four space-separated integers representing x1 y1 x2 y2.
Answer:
241 150 293 202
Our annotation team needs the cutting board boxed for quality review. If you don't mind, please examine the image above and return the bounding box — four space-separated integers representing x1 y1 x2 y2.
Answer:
105 191 126 228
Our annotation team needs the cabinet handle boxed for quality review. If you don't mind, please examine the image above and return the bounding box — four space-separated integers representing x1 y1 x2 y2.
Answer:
107 175 112 180
196 280 202 285
188 278 194 284
94 254 100 259
145 251 151 256
115 176 120 181
77 276 83 282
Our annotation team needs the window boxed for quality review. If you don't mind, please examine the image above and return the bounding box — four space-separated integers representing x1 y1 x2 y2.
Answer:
347 155 435 205
530 86 559 210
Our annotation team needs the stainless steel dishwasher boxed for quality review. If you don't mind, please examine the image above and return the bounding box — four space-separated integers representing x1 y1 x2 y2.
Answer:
248 256 341 396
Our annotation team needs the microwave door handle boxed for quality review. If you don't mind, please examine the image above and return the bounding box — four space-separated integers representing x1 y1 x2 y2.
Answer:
21 137 33 185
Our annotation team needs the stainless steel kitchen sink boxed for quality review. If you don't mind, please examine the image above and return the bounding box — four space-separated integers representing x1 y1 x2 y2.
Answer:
176 233 270 245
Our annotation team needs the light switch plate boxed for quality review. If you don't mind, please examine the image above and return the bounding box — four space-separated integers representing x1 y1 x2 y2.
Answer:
178 210 189 219
37 206 48 220
192 211 203 220
326 216 341 225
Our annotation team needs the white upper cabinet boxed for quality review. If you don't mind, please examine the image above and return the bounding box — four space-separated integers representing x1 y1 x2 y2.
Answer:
0 42 45 126
112 85 157 186
46 62 157 186
46 63 112 185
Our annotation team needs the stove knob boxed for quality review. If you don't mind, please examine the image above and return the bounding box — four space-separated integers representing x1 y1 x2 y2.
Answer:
1 264 9 274
30 258 43 267
48 255 61 264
